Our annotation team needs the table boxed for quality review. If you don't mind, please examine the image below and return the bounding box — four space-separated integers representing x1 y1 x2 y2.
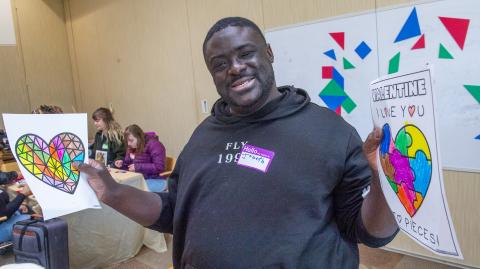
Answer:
6 166 167 269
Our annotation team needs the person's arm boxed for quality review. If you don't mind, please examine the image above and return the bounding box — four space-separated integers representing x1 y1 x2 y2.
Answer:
110 139 126 163
334 128 397 248
75 160 163 227
135 140 166 175
0 191 25 219
361 128 398 238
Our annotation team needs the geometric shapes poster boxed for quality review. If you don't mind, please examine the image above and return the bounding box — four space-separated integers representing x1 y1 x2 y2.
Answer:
376 0 480 172
267 11 378 140
268 0 480 171
2 113 100 220
370 68 462 258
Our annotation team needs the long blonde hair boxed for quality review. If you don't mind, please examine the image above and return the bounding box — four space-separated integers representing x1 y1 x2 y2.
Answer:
92 107 123 145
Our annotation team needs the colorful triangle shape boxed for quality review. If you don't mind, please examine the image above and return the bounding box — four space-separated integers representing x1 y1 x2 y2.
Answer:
341 97 357 113
438 43 454 59
439 17 470 50
395 7 421 43
319 95 347 111
475 134 480 140
321 80 346 96
323 49 337 60
411 34 425 50
464 85 480 104
343 57 355 69
329 32 345 50
335 106 341 115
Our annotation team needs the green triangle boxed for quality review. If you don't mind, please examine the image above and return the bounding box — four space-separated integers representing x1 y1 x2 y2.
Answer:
439 43 454 59
464 85 480 104
341 97 357 113
343 57 355 69
320 80 347 97
388 52 400 74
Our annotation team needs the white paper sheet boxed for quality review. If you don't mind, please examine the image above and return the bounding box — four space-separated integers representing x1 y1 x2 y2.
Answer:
370 69 462 258
2 114 100 220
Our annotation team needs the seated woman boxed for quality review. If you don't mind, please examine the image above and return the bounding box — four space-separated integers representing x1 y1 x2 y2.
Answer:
0 183 31 243
115 125 166 192
89 108 126 167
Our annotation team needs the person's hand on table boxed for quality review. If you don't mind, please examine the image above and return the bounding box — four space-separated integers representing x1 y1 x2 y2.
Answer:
114 160 123 168
20 184 32 196
19 204 29 213
128 164 136 172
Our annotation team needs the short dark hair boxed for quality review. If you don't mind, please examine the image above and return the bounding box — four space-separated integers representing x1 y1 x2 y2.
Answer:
203 17 266 53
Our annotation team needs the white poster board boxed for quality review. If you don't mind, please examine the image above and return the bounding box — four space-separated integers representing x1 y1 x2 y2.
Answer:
267 12 378 140
2 114 100 220
0 0 16 45
370 69 462 258
376 0 480 171
266 0 480 171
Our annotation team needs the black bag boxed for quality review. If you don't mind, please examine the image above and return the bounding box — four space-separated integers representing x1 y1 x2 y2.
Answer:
12 218 69 269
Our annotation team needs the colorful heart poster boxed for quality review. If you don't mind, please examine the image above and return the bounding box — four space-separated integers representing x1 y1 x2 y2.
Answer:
2 114 100 220
370 68 462 258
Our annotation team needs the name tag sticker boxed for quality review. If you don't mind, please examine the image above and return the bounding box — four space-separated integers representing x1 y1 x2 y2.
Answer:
237 144 275 173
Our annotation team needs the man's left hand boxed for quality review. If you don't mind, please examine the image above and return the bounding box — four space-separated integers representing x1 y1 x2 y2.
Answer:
363 128 383 173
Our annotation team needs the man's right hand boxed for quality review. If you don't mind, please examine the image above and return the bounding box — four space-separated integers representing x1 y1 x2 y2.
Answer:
74 159 119 204
74 159 163 227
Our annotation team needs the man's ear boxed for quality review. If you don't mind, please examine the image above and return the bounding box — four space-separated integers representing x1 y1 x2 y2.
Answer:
266 44 274 63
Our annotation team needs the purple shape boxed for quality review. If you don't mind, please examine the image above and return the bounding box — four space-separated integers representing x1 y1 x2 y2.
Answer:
389 149 414 190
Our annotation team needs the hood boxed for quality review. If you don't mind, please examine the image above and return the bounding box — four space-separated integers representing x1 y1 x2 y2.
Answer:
211 86 310 124
145 133 159 142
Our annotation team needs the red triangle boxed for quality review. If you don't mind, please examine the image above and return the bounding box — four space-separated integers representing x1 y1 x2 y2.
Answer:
411 34 425 50
335 105 341 115
329 32 345 50
439 17 470 50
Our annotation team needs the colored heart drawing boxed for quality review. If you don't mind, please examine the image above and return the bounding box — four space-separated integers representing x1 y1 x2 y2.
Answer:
15 133 85 194
379 123 432 217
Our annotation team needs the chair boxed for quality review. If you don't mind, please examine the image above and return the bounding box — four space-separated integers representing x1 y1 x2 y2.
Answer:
160 157 176 178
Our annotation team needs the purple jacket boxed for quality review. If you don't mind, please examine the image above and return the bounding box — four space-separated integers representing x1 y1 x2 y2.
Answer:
122 134 166 179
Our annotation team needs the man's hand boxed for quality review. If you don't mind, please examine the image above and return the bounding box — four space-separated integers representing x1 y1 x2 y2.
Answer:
74 159 163 227
361 127 398 239
363 127 382 173
74 159 120 204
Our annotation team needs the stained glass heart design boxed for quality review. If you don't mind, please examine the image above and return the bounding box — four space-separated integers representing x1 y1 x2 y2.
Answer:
15 133 85 194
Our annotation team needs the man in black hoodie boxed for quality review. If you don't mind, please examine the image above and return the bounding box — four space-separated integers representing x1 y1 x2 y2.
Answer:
77 17 398 268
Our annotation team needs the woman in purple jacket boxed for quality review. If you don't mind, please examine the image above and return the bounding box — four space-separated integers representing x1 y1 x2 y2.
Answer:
114 124 167 192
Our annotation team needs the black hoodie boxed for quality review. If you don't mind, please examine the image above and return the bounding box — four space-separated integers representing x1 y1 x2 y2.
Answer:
151 86 396 269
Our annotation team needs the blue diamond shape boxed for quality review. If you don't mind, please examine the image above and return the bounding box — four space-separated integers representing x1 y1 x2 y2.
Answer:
355 41 372 60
